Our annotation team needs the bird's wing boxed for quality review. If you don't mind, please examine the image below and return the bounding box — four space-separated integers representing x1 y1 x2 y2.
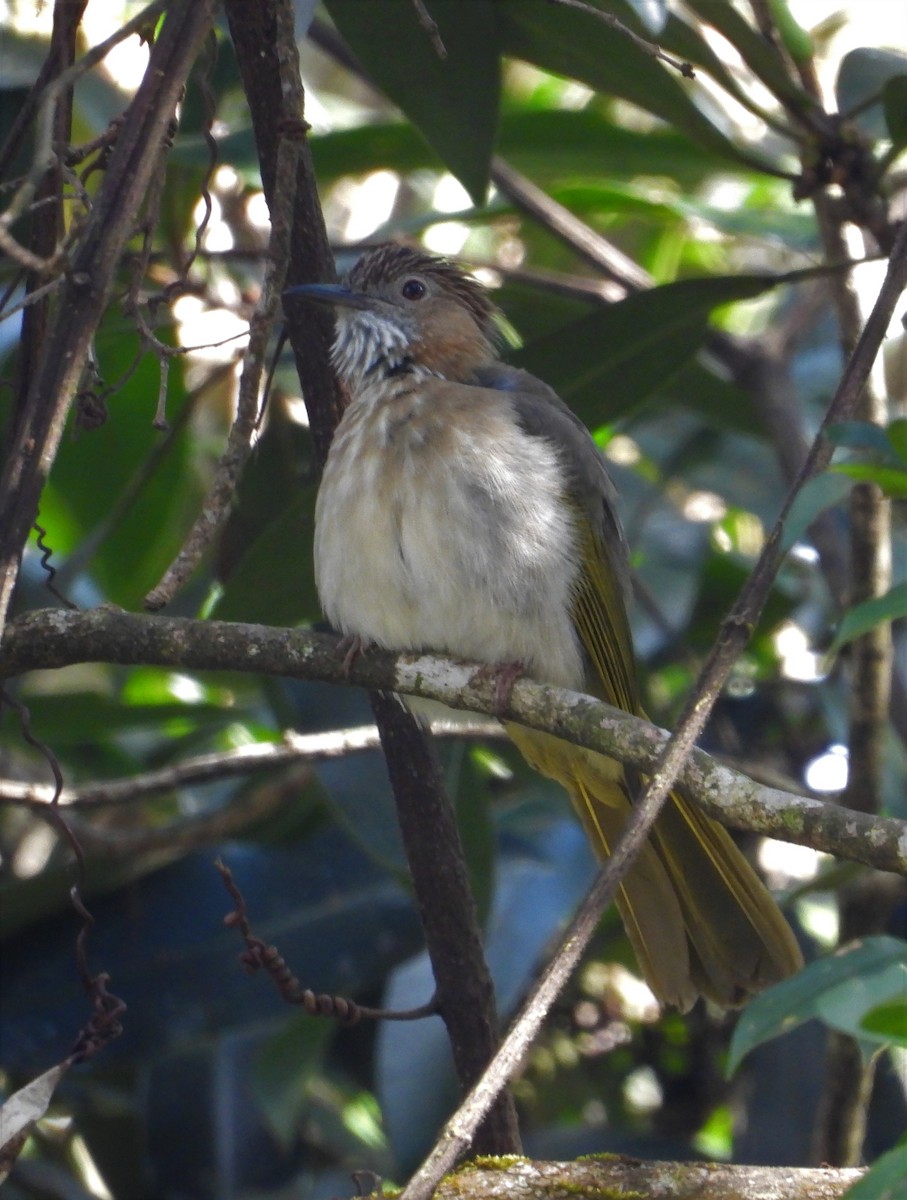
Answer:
477 364 640 711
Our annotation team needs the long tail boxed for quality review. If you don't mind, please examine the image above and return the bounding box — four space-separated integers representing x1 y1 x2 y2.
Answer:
507 725 803 1011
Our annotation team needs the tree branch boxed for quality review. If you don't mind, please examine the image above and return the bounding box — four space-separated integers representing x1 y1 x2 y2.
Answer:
2 608 904 874
433 1157 863 1200
0 720 501 807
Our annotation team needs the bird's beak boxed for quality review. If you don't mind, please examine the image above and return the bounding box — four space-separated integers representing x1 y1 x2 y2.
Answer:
283 282 373 310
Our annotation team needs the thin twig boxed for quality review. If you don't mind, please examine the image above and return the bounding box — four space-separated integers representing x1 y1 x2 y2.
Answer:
217 858 440 1023
544 0 694 77
0 0 217 642
0 221 66 275
411 0 447 59
0 719 503 806
144 11 303 610
0 687 126 1064
58 779 291 856
0 0 167 237
0 268 66 323
491 157 650 291
54 363 234 591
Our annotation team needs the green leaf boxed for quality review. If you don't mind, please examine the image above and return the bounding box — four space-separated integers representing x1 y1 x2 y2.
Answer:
842 1141 907 1200
513 273 784 426
38 326 206 607
253 1014 334 1147
886 418 907 464
815 962 907 1051
767 0 814 65
496 0 778 172
658 357 757 435
831 462 907 497
826 420 901 457
590 0 770 125
323 0 500 202
860 998 907 1048
836 48 907 139
447 742 496 927
516 305 708 427
830 581 907 654
826 418 907 497
196 108 728 193
21 692 234 745
496 107 726 186
683 0 817 116
212 487 320 626
883 75 907 150
307 106 724 190
726 936 907 1076
214 403 318 625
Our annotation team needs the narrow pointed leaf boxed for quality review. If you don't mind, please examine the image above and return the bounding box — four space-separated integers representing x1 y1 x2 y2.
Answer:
883 75 907 149
323 0 500 202
684 0 818 116
513 272 783 426
497 0 776 172
0 1064 69 1170
830 582 907 654
727 936 907 1076
840 1142 907 1200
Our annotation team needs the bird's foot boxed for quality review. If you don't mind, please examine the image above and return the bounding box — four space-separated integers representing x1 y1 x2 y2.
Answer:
472 659 525 716
336 633 371 675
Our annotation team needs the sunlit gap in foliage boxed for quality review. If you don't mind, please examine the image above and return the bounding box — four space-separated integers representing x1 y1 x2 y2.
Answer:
172 294 247 379
504 58 594 110
423 173 473 258
624 1065 663 1117
332 169 400 244
85 5 148 91
774 619 826 682
804 742 849 793
246 188 271 233
168 173 251 376
758 837 837 947
694 41 773 146
165 673 207 704
603 434 642 467
12 822 55 879
712 509 765 556
581 961 660 1026
683 490 728 523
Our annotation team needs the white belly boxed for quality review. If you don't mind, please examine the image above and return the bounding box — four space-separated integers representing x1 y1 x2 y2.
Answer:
314 379 586 691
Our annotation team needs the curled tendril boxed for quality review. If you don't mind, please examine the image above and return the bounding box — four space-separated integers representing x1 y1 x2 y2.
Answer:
216 859 438 1026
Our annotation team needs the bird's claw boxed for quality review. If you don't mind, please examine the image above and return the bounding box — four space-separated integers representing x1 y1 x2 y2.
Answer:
337 633 371 675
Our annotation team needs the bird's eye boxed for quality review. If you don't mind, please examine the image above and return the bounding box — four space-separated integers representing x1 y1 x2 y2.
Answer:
401 278 427 301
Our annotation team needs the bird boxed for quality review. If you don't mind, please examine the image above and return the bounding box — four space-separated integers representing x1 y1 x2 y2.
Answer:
287 243 803 1012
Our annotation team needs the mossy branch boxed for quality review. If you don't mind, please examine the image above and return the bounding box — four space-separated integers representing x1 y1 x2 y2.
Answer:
2 606 905 876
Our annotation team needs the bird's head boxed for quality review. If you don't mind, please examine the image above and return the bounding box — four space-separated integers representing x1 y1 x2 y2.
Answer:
286 244 501 391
